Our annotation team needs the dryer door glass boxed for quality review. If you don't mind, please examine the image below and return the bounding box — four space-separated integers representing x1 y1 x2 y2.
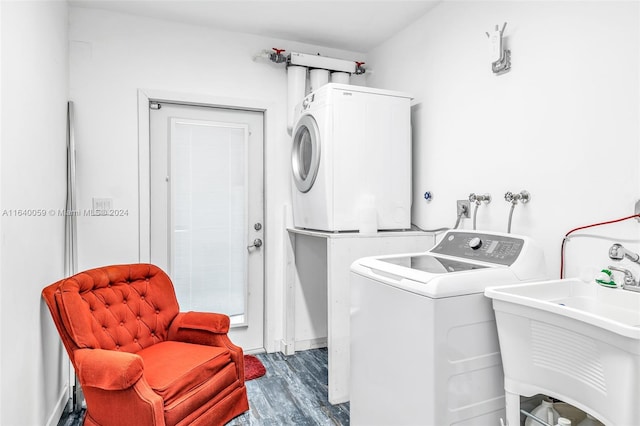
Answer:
297 129 313 180
291 114 321 193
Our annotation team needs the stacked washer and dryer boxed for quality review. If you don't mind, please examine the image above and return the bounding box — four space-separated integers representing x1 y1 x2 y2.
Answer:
290 83 413 233
287 81 548 426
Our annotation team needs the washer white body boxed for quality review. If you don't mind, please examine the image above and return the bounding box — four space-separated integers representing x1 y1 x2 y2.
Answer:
349 230 547 426
291 83 412 232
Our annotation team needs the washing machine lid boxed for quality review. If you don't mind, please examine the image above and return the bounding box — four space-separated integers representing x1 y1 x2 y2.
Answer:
352 253 512 298
350 230 548 298
291 114 321 193
378 254 489 274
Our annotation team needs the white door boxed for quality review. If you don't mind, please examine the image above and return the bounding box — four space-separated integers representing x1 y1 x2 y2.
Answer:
149 102 264 351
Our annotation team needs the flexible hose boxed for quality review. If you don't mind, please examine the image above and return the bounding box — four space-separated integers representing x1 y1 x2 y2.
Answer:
472 203 480 230
412 204 469 233
453 209 465 229
411 224 450 233
506 202 516 233
560 213 640 278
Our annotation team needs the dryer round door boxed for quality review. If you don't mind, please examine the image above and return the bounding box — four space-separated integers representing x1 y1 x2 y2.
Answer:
291 114 321 193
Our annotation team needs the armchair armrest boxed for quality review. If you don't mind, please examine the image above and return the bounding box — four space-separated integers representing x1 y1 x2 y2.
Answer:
74 348 165 426
75 348 144 390
170 311 230 334
168 311 245 384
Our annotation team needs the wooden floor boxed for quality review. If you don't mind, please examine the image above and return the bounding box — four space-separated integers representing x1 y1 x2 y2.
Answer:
58 348 350 426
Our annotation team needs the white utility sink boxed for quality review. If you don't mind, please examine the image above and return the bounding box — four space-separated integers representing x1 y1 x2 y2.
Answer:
487 278 640 337
485 278 640 426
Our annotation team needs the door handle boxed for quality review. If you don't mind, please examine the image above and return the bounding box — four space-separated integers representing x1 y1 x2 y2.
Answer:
247 238 263 251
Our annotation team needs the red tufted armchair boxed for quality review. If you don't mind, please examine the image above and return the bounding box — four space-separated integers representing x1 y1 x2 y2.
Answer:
42 263 249 426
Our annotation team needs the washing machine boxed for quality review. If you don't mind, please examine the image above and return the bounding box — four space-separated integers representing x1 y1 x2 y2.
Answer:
291 83 412 232
349 230 547 426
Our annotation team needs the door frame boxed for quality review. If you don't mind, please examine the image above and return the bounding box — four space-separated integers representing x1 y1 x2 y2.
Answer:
137 89 274 351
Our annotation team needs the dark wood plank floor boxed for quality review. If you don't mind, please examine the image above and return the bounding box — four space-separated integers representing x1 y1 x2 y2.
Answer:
58 348 350 426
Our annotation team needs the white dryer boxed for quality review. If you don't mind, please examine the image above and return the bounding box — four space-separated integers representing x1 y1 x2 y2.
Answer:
291 83 412 232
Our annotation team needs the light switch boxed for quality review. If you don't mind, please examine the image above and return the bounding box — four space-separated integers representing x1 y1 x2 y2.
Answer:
92 197 113 214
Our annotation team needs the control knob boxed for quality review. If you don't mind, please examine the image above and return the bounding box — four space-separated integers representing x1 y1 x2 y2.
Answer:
469 237 482 250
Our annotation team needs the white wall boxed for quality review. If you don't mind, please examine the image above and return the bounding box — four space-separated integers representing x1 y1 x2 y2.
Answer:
366 1 640 280
68 6 366 352
0 1 69 425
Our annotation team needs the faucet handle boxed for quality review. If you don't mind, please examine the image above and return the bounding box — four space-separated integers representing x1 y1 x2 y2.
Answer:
608 265 637 287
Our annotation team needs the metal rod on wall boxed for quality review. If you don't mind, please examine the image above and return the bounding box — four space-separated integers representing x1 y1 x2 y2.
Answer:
65 101 77 277
65 101 84 412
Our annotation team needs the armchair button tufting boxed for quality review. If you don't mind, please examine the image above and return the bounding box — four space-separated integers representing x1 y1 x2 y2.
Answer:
155 309 160 314
120 322 124 326
136 316 141 320
140 296 145 300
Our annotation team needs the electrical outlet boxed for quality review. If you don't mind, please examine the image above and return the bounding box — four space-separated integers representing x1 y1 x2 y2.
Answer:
457 200 470 218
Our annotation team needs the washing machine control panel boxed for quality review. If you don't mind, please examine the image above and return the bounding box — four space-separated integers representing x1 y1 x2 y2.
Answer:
430 231 524 266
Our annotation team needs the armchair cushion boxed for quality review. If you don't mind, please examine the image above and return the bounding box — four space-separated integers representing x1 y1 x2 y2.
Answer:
138 341 231 404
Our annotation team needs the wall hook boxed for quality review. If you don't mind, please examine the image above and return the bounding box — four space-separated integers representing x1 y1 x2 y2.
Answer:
485 22 511 75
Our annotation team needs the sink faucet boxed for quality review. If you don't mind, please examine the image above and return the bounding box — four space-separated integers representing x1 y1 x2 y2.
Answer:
609 243 640 264
607 265 639 290
608 243 640 292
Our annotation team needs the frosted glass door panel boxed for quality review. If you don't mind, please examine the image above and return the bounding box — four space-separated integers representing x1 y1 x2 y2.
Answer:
171 119 248 319
150 102 264 351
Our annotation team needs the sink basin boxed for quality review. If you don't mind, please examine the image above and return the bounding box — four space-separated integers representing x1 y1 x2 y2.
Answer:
485 278 640 426
487 278 640 337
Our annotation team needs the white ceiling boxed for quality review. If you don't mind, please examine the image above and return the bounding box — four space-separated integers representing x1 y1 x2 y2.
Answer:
69 0 440 52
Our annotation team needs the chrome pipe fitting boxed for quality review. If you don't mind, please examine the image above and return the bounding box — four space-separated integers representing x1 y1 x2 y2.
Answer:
504 190 530 204
469 193 492 205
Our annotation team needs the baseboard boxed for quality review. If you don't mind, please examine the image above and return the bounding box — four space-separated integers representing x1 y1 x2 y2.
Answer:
294 337 327 352
46 384 70 426
280 338 296 355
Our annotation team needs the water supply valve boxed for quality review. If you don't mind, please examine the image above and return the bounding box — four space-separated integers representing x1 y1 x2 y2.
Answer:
355 61 366 75
504 190 530 204
270 48 287 64
469 193 492 205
